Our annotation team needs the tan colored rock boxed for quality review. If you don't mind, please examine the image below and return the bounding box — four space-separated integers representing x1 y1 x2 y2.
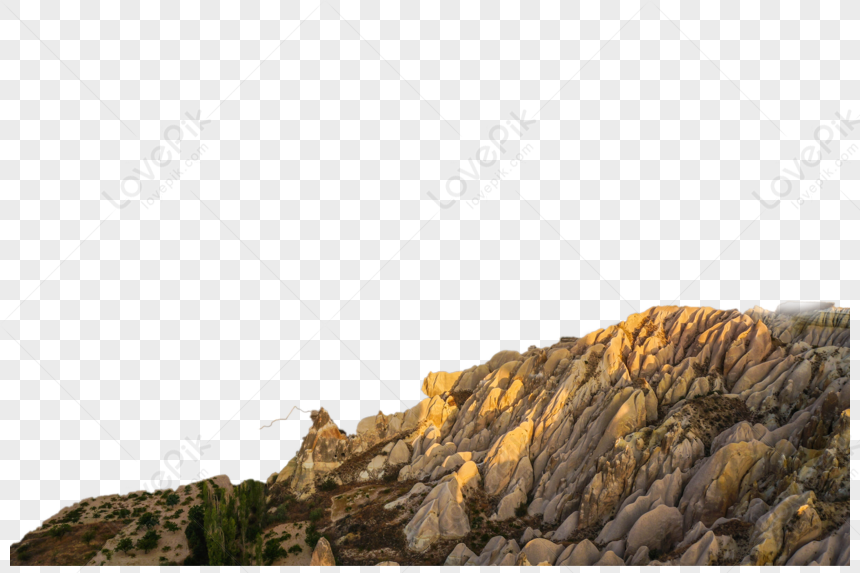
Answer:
556 539 601 566
550 510 579 541
387 439 409 465
679 531 736 566
488 349 522 371
516 538 564 567
744 490 821 566
678 440 771 529
483 419 533 496
625 505 683 557
275 457 297 483
627 545 651 565
520 526 541 545
445 543 478 566
309 537 336 566
594 550 625 565
422 370 463 398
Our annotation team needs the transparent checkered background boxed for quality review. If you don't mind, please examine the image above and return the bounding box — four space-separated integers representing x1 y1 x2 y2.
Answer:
0 0 858 566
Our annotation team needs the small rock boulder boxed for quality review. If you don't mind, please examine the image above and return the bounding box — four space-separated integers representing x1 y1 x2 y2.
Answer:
422 370 462 398
556 539 601 566
594 550 625 565
310 537 336 566
625 504 683 557
516 538 563 567
387 440 410 465
445 543 478 566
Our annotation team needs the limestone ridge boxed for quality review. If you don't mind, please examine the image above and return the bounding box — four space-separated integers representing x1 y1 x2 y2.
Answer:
11 305 851 566
269 304 850 565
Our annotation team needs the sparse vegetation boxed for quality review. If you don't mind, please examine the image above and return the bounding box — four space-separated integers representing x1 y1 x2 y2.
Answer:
515 502 528 518
136 529 161 554
49 524 72 538
262 538 287 565
116 537 134 554
135 512 159 531
319 477 338 491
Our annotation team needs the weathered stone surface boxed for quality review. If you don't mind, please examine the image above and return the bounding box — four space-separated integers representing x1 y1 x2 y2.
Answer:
422 370 463 398
515 538 563 566
16 305 852 569
679 531 736 566
678 440 771 529
310 537 336 566
387 439 410 465
404 461 480 551
444 543 477 566
625 505 683 557
743 490 821 566
556 539 601 566
594 550 625 565
550 510 579 541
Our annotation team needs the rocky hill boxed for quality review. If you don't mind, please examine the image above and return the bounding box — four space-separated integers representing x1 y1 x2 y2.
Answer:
11 305 851 566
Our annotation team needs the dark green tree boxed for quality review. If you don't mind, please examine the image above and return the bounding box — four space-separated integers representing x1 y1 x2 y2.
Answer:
183 504 208 565
135 512 159 530
255 533 263 565
262 539 286 565
115 537 134 554
136 529 161 554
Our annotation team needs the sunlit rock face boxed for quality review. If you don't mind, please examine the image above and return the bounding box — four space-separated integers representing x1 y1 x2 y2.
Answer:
14 305 849 568
278 305 851 565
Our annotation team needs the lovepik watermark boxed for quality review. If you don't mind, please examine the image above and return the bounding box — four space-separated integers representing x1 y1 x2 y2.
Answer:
754 110 860 209
428 110 536 209
102 111 211 210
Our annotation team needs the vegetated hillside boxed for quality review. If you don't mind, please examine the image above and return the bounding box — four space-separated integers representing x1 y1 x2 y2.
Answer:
11 305 851 566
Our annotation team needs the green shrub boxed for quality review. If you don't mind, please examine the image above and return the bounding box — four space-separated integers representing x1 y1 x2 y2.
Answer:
136 512 159 530
262 539 287 565
309 508 323 522
136 529 161 554
48 524 72 538
165 493 181 507
101 549 112 561
515 502 528 518
116 538 134 554
287 544 302 555
318 477 338 492
304 524 322 548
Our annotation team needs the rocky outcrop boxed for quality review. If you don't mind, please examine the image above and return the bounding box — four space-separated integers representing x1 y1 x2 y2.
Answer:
624 504 683 557
404 462 480 551
422 370 463 398
310 537 336 566
14 305 850 568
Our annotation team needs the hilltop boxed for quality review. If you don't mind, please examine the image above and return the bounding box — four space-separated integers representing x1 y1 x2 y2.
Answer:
11 305 851 566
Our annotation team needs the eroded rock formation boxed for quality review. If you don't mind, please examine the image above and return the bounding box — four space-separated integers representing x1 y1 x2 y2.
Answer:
12 305 851 567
